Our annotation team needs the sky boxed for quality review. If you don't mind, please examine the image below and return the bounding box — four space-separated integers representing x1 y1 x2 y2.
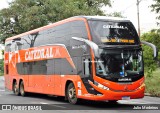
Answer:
103 0 159 33
0 0 9 8
0 0 159 34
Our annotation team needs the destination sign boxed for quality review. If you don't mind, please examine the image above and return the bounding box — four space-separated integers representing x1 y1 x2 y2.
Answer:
101 38 135 43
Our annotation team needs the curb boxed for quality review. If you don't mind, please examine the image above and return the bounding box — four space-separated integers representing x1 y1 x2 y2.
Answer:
145 93 152 96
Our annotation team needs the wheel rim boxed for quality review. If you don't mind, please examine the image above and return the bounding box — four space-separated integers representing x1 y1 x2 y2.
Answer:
68 84 77 104
14 85 17 93
20 83 24 95
68 87 76 99
13 82 18 95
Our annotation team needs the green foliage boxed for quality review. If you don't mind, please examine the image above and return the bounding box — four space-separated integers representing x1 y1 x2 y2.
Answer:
0 0 111 43
0 59 4 76
151 0 160 25
145 68 160 97
107 12 124 18
141 30 160 77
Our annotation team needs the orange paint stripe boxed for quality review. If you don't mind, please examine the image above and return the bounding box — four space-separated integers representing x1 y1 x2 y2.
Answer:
84 19 97 79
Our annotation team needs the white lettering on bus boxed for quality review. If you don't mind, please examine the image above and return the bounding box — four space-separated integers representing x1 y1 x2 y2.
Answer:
103 25 127 29
25 47 54 61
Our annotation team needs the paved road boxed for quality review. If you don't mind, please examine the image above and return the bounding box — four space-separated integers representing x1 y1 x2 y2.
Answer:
0 76 160 113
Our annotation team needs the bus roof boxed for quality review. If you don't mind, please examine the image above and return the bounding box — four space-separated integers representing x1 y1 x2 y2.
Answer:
75 16 130 22
5 16 130 42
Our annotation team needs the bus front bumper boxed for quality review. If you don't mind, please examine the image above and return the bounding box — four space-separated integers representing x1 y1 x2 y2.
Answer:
78 81 145 101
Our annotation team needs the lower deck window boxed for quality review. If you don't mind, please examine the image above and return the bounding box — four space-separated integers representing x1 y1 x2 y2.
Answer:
16 58 77 75
5 65 9 74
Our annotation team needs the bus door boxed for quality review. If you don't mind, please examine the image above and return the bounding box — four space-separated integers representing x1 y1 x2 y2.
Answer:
82 56 94 94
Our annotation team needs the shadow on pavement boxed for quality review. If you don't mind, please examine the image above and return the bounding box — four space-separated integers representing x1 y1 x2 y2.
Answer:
8 92 136 110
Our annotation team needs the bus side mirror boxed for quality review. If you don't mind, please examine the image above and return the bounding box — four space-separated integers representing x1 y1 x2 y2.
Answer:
72 37 100 58
141 41 158 60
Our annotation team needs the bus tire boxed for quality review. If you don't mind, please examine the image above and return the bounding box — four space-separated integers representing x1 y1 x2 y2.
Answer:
19 81 26 96
67 82 78 104
13 81 20 96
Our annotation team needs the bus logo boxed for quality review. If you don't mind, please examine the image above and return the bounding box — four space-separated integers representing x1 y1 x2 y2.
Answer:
25 47 54 61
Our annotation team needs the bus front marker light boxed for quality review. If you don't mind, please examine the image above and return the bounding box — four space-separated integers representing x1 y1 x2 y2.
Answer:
94 81 109 90
139 83 145 89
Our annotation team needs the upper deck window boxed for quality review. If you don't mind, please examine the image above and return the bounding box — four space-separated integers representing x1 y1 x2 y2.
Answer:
89 20 140 45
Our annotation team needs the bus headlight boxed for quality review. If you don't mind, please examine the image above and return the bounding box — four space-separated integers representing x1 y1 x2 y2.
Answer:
94 81 109 90
139 83 145 89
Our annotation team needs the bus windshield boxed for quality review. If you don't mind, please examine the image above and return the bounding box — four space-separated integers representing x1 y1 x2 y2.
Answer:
89 20 139 45
96 49 143 82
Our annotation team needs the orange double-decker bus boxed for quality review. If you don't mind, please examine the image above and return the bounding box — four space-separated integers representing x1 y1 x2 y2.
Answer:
4 16 158 104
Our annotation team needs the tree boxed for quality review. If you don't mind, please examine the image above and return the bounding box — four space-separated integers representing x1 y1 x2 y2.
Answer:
107 12 125 18
0 0 111 43
151 0 160 26
141 30 160 77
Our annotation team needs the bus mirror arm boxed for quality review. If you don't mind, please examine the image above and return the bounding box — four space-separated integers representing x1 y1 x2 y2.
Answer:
72 37 100 58
141 41 158 60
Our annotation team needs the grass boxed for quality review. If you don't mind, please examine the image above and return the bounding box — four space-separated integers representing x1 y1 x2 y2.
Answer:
145 68 160 97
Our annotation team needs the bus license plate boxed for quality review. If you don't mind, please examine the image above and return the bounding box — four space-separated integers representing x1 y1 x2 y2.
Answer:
122 96 130 100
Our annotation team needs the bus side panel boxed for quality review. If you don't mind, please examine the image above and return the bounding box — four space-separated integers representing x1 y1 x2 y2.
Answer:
45 75 54 94
4 52 14 91
25 75 52 94
60 75 89 97
9 52 21 91
53 75 62 95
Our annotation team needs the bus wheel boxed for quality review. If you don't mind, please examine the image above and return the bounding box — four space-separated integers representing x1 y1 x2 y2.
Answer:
20 81 26 96
67 83 78 104
13 81 19 96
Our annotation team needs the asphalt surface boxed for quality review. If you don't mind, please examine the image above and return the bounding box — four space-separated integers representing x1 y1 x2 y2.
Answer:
0 76 160 113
